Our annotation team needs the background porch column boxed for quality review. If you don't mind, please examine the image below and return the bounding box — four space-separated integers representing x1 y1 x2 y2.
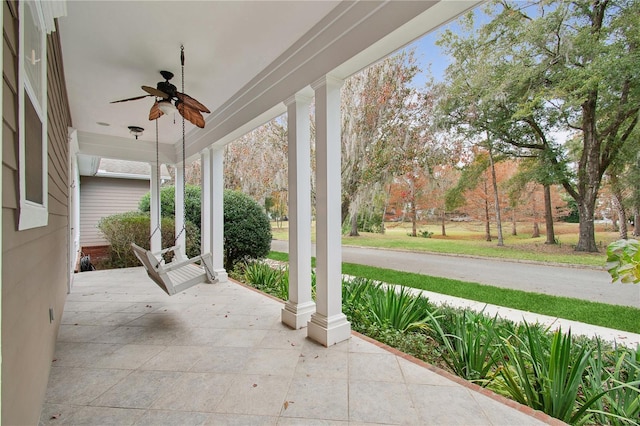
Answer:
308 75 351 346
210 146 228 282
282 91 316 329
175 162 186 256
200 148 212 255
149 161 162 252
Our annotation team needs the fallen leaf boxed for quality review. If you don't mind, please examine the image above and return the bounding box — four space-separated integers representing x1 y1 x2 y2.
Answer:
50 413 61 420
252 383 258 388
283 401 294 410
290 342 295 346
51 359 57 363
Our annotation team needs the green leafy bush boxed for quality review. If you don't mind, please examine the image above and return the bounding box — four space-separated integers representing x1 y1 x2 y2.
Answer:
140 187 272 270
98 212 200 268
139 184 202 229
606 239 640 284
223 190 272 269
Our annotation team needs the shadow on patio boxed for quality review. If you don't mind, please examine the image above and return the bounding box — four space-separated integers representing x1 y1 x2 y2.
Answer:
40 267 555 425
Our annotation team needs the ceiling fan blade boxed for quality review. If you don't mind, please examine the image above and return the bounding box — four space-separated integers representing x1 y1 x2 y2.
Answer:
142 85 169 99
148 101 164 121
177 103 205 128
110 94 153 104
176 92 210 113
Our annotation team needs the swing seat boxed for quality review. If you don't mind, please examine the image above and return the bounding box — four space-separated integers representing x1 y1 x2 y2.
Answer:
131 243 217 296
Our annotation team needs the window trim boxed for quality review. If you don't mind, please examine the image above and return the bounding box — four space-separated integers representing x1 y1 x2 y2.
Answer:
18 0 48 230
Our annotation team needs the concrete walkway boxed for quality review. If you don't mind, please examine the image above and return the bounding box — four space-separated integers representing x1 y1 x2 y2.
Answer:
41 268 558 425
270 240 640 308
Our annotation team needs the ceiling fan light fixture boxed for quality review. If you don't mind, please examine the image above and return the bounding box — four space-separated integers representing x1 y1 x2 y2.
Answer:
128 125 145 139
158 99 177 115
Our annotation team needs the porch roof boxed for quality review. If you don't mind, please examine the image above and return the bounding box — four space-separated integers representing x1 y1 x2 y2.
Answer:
57 1 480 165
41 267 555 425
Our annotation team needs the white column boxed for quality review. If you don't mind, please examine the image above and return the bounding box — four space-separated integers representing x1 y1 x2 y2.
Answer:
308 75 351 346
282 91 316 329
201 149 212 255
175 162 186 256
210 146 228 282
150 162 162 252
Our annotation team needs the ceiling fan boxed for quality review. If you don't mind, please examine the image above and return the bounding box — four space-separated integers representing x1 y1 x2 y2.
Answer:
110 50 210 128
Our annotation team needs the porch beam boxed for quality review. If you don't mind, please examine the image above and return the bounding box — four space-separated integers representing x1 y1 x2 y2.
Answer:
281 90 316 329
307 75 351 346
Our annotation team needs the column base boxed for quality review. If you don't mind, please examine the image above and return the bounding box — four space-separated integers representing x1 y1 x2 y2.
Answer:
214 269 228 283
307 312 351 347
281 300 316 329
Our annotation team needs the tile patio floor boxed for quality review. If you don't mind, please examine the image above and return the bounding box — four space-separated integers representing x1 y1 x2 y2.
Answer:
40 267 558 425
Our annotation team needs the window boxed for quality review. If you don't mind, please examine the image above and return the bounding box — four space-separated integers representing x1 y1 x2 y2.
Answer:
18 0 48 230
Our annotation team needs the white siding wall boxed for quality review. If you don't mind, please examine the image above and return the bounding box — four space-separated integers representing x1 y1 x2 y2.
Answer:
80 176 150 246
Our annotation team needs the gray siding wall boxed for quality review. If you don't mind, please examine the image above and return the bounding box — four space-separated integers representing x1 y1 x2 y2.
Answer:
2 3 72 424
80 175 150 246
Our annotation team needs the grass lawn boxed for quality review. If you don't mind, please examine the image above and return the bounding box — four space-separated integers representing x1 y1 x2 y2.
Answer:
268 251 640 334
271 220 617 266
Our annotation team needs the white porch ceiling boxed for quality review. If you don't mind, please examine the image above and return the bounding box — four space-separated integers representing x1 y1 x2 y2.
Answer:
58 1 479 164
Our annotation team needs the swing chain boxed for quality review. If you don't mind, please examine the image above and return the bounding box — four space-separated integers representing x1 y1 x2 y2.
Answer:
149 116 161 244
174 45 187 246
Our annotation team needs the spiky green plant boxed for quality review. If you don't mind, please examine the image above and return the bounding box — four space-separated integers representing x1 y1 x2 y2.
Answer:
365 283 432 333
427 309 500 384
494 323 600 423
585 344 640 425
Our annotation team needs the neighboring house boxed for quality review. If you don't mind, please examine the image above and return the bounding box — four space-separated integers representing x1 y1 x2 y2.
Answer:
78 158 170 261
1 2 476 424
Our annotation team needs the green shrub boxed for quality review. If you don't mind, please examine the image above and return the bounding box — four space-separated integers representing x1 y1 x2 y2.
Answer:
139 184 202 229
223 190 272 270
140 187 272 270
98 212 200 268
606 239 640 284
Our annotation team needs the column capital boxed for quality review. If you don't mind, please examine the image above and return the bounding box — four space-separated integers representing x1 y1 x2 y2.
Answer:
311 74 344 91
285 87 314 107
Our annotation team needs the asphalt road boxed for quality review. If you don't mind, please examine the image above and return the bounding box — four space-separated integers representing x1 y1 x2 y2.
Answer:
270 239 640 308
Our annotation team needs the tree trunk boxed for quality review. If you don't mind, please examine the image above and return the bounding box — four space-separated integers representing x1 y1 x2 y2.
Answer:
575 201 599 252
611 187 628 240
543 184 556 244
511 209 517 236
349 212 359 237
572 94 601 253
483 179 491 242
488 144 504 246
633 206 640 237
411 202 417 237
410 179 417 237
531 193 540 238
441 210 446 236
381 184 392 235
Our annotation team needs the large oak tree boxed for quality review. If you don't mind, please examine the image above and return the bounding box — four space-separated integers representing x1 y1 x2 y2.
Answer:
438 0 640 252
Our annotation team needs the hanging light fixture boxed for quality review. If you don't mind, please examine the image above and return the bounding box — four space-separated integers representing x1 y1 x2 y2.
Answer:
157 99 177 115
128 125 144 139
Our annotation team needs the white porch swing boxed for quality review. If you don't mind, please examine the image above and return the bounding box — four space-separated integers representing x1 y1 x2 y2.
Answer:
130 46 216 295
